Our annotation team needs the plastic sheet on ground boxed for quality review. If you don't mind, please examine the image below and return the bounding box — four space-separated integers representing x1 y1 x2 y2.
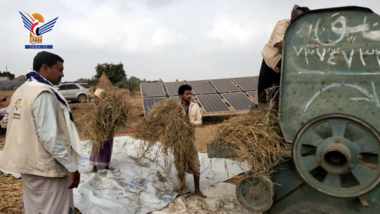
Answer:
0 136 251 213
75 136 250 214
152 182 253 214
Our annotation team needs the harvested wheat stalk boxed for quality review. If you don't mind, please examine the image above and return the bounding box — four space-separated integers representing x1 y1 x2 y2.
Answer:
79 90 132 154
134 99 195 192
214 99 286 178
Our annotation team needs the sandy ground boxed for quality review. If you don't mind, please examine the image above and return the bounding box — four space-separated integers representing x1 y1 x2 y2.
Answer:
0 89 227 213
0 90 22 213
0 173 22 213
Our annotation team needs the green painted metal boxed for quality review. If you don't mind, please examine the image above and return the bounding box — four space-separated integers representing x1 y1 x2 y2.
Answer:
268 161 380 214
270 161 305 202
280 6 380 143
235 7 380 212
292 113 380 198
236 176 274 212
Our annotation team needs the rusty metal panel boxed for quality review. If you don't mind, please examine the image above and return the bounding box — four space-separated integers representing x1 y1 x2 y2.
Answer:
280 7 380 142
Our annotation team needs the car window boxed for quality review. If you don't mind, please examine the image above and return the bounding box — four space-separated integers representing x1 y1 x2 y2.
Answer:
79 84 89 89
66 84 80 90
58 85 67 90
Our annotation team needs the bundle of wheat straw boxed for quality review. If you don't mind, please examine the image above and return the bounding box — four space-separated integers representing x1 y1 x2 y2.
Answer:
134 99 196 191
214 98 286 178
79 90 132 154
96 73 114 92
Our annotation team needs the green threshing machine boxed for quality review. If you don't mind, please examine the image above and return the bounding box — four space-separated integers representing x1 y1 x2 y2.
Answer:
211 6 380 213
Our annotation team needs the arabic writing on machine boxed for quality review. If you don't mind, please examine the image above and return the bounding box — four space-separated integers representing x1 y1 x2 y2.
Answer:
285 11 380 111
292 13 380 74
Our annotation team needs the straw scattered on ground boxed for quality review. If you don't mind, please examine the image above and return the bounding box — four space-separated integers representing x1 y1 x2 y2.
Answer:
134 100 196 192
0 173 23 214
79 90 132 154
214 100 286 178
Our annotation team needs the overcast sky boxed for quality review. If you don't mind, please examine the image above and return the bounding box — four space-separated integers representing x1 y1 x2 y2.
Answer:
0 0 379 82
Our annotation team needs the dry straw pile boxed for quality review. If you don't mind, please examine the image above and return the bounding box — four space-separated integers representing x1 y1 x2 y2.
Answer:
97 73 114 92
80 73 131 153
134 99 196 192
214 100 286 178
79 90 132 154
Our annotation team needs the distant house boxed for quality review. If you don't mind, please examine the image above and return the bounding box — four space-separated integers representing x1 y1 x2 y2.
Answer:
0 77 10 81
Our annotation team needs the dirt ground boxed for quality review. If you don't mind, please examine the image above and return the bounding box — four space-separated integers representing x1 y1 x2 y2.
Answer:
0 173 22 214
0 89 226 213
0 90 22 213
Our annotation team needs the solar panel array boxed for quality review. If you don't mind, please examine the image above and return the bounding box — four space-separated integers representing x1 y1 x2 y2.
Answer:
187 80 216 95
143 97 167 116
222 92 253 111
232 77 258 91
140 76 258 117
252 76 259 83
141 83 165 97
164 82 186 96
210 79 241 93
247 91 256 99
197 94 230 112
0 80 25 90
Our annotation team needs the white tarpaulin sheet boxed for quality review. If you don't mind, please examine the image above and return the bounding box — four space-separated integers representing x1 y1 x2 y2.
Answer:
75 136 250 213
0 136 250 214
152 183 252 214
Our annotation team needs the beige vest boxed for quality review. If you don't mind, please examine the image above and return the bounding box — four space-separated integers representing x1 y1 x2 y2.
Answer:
262 19 290 73
0 83 71 177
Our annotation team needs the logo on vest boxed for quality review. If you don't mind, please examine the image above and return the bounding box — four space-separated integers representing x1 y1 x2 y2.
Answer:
15 99 22 111
13 99 22 120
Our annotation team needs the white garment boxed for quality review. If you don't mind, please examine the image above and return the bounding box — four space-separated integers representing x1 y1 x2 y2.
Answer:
188 102 202 126
34 92 78 174
25 73 82 166
22 173 74 214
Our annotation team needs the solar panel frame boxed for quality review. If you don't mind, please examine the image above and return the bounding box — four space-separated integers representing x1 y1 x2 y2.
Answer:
231 77 258 91
12 81 25 88
253 76 259 83
246 91 256 99
164 82 186 96
142 97 167 116
222 92 254 111
187 80 216 95
196 94 230 113
0 80 20 90
140 83 166 97
209 78 241 93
